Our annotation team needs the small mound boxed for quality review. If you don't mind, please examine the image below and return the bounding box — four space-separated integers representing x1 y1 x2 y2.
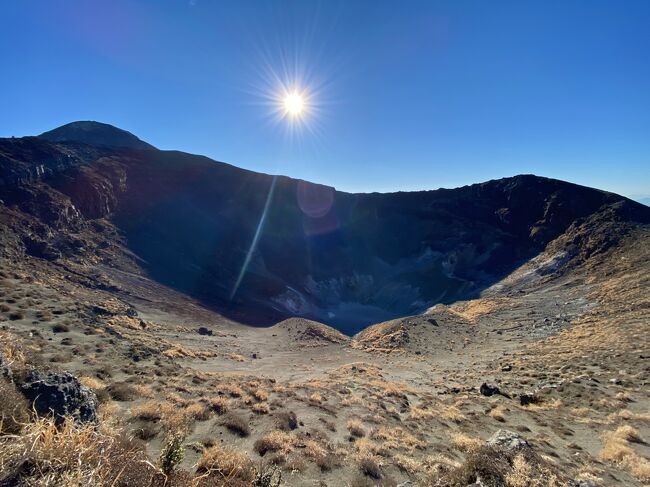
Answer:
352 319 410 352
352 308 474 353
273 318 349 345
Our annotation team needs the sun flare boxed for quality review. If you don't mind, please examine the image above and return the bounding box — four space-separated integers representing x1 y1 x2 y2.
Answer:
283 92 305 116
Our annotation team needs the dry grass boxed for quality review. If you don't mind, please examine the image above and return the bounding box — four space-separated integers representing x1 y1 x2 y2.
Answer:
600 425 650 481
440 445 564 487
222 413 250 437
347 419 366 438
505 454 534 487
254 430 295 456
196 445 255 482
371 426 425 452
219 383 244 398
309 392 323 404
209 396 229 415
393 453 421 474
357 453 382 479
252 402 270 415
488 405 507 422
0 417 158 486
439 404 466 423
79 376 106 391
275 411 298 431
524 398 563 411
253 389 269 401
164 403 210 434
131 399 209 434
0 377 30 434
609 409 650 423
131 400 173 422
106 382 140 401
409 405 436 420
0 330 27 367
450 432 483 452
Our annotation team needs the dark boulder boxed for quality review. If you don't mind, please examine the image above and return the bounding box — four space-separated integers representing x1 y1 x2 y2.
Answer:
22 236 61 261
197 326 213 336
519 392 539 406
480 383 500 397
20 370 98 424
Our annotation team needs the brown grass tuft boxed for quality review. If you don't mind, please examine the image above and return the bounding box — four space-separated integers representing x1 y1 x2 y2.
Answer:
254 430 295 456
347 419 366 438
0 377 30 434
196 445 255 482
0 417 159 486
209 396 229 415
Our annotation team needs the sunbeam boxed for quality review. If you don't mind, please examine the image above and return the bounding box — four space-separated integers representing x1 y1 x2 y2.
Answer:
229 175 278 300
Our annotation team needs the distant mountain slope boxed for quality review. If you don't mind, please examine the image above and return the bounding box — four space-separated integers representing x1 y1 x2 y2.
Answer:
2 121 649 333
39 121 156 150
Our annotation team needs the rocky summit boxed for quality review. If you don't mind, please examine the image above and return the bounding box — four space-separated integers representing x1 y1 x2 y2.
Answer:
1 122 649 486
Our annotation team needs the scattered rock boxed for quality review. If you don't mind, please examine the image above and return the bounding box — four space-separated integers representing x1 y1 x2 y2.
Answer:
519 392 539 406
22 236 61 261
91 305 114 316
197 326 213 336
20 370 98 424
125 307 138 318
487 429 530 450
501 364 512 372
480 383 500 397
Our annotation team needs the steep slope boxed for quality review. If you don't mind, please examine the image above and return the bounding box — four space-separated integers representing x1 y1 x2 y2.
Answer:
2 122 649 334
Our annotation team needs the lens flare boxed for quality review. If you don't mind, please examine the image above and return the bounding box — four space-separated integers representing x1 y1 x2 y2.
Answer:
283 92 305 116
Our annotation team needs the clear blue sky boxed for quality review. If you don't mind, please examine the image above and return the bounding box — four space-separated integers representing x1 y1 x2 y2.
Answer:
2 1 649 198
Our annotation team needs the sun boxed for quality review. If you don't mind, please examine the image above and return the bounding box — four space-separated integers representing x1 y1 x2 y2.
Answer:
283 92 305 116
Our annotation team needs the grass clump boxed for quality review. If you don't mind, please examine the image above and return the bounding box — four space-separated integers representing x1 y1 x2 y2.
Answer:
196 445 255 483
51 323 70 333
254 430 294 456
358 454 382 479
0 417 159 486
222 413 250 437
275 411 298 431
347 419 366 438
106 382 139 402
600 425 650 481
438 445 565 487
0 377 30 434
209 396 230 415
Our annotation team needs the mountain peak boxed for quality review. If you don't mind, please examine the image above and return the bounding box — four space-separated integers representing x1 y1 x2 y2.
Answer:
38 121 155 150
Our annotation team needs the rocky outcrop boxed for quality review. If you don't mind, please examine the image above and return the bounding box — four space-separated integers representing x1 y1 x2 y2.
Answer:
487 429 530 450
20 370 98 424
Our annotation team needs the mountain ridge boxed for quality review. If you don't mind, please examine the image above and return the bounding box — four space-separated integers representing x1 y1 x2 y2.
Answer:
39 120 156 151
1 122 649 332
